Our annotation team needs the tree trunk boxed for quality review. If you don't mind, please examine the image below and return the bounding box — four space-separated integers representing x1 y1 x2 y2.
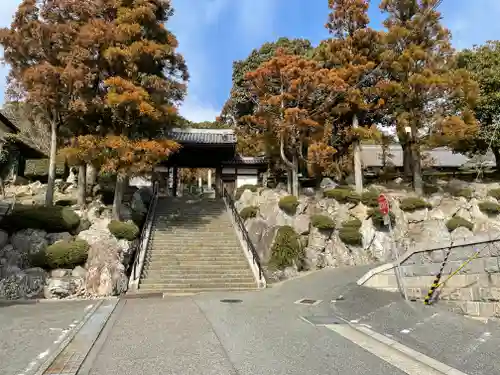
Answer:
411 124 423 195
292 153 299 197
493 147 500 171
0 177 5 199
352 114 363 194
112 174 127 220
287 170 292 194
77 163 87 207
86 163 97 193
62 158 70 182
45 121 57 206
402 142 412 179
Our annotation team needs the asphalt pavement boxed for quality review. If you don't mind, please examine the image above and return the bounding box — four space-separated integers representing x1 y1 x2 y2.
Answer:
3 266 500 375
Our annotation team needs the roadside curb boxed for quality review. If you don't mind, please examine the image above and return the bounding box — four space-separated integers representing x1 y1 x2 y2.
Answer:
32 300 104 375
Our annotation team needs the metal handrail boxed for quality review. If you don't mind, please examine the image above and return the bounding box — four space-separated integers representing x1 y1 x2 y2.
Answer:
222 187 264 281
128 180 159 290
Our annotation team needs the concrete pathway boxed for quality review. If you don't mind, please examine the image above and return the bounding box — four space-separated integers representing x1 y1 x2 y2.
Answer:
3 266 500 374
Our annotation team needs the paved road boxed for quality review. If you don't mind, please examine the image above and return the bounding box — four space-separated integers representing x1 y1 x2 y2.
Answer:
4 267 500 374
0 300 99 375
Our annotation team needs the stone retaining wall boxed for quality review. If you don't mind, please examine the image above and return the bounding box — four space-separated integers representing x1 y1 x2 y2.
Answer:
359 233 500 317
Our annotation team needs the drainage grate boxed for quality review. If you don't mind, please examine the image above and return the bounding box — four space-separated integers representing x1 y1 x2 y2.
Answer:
301 315 346 325
294 298 323 306
220 299 243 304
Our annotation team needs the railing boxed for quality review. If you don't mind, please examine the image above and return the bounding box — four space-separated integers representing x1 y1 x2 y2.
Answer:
128 180 159 292
222 187 265 282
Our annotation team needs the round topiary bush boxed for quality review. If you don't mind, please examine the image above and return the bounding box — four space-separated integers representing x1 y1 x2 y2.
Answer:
32 239 89 270
341 218 362 229
240 206 259 220
399 197 432 212
311 214 335 230
338 218 363 247
478 201 500 215
369 209 396 230
324 188 360 204
488 188 500 200
108 220 140 241
361 190 380 207
269 226 302 270
278 195 299 215
0 205 80 233
235 184 258 200
446 216 474 232
339 228 363 246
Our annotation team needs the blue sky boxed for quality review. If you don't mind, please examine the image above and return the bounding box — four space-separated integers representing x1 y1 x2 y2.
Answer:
1 0 499 122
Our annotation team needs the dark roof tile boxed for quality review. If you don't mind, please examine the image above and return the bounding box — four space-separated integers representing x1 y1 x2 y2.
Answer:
165 128 237 144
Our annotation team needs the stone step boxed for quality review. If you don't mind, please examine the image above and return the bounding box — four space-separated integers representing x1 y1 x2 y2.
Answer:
151 233 238 239
140 276 256 284
149 244 241 250
141 271 255 282
145 256 248 263
138 282 257 290
148 250 243 257
137 287 256 294
144 261 251 269
143 263 252 272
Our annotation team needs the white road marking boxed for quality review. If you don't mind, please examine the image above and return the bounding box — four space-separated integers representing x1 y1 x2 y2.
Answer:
400 313 440 334
325 324 469 375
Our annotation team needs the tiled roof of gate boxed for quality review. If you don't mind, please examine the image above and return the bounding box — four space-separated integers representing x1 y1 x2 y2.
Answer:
165 128 237 144
222 155 268 165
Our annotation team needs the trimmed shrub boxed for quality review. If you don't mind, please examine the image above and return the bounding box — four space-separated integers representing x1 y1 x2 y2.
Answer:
369 209 396 230
453 188 473 199
399 197 432 212
446 216 474 232
324 188 360 204
488 188 500 200
311 214 335 230
0 205 80 233
240 206 259 220
341 218 362 229
269 226 302 270
478 201 500 215
278 195 299 215
235 184 258 200
339 218 363 247
339 228 363 246
55 199 77 207
31 239 89 270
361 190 380 207
108 220 140 241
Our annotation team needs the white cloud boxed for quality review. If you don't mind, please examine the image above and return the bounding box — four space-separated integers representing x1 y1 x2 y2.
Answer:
170 0 278 123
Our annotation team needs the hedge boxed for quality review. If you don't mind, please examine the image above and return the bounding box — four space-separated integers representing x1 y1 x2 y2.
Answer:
369 209 396 230
478 201 500 215
488 188 500 200
338 218 363 246
30 239 89 270
324 188 360 204
269 226 302 270
235 184 258 200
0 205 80 233
108 220 140 241
361 190 380 208
310 214 335 230
240 206 259 220
446 216 474 232
278 195 299 215
399 197 432 212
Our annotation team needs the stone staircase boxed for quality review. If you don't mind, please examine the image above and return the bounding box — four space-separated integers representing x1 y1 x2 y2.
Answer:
138 196 258 294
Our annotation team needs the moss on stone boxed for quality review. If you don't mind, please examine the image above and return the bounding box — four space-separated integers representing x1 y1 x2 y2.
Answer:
399 197 432 212
310 214 335 230
446 216 473 232
240 206 259 220
278 195 299 215
323 188 360 204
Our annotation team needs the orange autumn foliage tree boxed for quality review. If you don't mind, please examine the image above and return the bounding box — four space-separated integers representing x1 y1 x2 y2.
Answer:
243 50 346 196
101 0 188 218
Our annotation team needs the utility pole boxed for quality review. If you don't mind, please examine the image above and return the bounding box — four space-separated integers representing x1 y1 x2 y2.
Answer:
353 114 363 194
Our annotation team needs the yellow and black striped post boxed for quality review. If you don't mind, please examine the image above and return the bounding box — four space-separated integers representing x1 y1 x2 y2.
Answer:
424 247 452 305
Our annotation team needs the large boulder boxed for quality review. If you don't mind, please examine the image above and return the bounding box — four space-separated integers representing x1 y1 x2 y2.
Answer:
46 232 73 245
84 236 128 297
0 267 46 300
11 229 48 257
0 230 8 249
